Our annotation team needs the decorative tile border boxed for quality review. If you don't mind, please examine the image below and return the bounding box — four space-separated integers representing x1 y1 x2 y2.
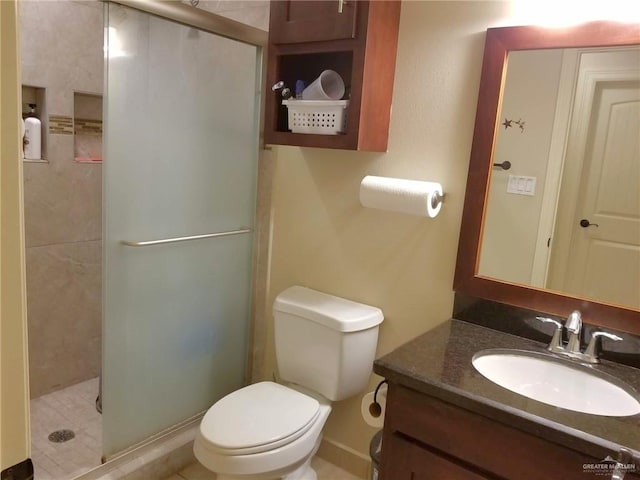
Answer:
48 115 103 136
49 115 73 135
75 118 103 136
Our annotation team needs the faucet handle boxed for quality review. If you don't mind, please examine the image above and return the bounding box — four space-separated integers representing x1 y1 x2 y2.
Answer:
535 317 564 352
592 331 623 342
535 316 562 328
584 330 623 363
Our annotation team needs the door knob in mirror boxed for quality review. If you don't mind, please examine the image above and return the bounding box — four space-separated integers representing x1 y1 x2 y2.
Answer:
580 219 599 228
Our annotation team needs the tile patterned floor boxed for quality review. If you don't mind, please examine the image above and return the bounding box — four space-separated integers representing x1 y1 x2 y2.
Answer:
164 456 364 480
30 377 102 480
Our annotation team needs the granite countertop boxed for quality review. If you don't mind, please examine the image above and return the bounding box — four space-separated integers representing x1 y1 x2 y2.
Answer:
373 319 640 462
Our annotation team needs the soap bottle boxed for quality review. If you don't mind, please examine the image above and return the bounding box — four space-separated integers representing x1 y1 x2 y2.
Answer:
24 104 41 160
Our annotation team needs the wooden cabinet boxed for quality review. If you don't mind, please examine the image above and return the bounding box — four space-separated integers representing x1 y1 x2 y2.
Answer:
269 1 357 44
384 434 491 480
265 0 401 152
380 383 636 480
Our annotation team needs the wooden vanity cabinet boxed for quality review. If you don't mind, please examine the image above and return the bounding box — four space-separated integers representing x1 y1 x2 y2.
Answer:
383 433 491 480
265 0 401 151
380 383 621 480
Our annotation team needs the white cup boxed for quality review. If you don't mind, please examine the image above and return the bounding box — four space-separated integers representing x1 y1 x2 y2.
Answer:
302 70 345 100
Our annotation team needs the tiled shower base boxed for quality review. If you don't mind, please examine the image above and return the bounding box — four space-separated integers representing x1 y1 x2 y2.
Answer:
31 377 102 479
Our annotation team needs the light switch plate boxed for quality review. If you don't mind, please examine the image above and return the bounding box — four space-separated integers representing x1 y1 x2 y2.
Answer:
507 175 536 196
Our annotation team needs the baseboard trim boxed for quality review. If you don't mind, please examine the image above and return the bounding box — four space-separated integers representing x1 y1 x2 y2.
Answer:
1 458 33 480
317 437 371 479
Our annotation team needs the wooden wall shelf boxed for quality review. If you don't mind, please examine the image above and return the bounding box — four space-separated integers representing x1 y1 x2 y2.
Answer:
264 1 401 152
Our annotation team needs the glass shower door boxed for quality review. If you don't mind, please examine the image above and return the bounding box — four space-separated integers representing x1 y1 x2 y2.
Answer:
103 3 260 456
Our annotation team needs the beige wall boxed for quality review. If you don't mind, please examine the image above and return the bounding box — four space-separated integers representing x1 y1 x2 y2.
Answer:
1 0 31 469
262 1 514 459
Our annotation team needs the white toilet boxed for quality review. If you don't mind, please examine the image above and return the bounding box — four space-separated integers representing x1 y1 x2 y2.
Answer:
194 286 384 480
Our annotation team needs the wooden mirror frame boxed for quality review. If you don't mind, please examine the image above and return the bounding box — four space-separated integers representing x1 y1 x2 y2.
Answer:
454 22 640 335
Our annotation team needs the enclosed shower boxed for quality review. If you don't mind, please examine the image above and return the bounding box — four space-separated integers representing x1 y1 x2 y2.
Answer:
21 1 266 478
102 0 261 457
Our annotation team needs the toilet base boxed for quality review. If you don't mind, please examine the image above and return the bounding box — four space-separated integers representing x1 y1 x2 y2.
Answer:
282 429 320 480
282 457 316 480
213 434 321 480
217 464 316 480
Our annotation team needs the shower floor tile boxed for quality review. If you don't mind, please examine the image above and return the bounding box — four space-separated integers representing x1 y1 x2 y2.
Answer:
31 377 102 480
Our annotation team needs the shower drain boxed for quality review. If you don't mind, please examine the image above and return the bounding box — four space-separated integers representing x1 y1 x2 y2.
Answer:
48 429 75 443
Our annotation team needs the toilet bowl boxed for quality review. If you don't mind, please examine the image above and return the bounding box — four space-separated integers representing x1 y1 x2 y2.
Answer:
195 382 331 480
194 286 384 480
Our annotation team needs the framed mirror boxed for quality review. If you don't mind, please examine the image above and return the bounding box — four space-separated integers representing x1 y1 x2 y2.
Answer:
454 22 640 334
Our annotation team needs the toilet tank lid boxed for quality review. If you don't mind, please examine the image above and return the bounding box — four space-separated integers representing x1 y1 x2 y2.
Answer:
273 286 384 332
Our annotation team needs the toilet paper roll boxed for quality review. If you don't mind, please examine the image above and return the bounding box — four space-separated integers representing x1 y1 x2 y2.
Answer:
359 175 443 218
361 384 387 428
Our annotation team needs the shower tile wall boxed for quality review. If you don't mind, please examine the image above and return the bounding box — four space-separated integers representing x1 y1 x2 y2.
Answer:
20 0 104 398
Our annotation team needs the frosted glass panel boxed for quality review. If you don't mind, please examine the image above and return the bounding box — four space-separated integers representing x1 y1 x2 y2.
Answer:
103 4 259 456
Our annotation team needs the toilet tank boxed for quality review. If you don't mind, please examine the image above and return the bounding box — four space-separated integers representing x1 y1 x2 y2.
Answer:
273 286 384 401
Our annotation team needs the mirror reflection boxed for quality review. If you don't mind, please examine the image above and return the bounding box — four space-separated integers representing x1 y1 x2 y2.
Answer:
478 45 640 310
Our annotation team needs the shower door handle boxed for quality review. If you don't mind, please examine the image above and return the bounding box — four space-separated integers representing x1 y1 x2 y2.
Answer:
121 227 252 247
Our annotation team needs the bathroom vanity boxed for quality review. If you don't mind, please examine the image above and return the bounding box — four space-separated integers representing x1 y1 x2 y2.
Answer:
374 17 640 480
374 320 640 479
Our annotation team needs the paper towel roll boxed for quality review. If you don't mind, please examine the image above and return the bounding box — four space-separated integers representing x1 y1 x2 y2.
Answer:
361 384 387 428
359 175 443 218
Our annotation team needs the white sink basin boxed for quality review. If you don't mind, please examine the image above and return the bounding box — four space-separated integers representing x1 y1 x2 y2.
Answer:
472 349 640 417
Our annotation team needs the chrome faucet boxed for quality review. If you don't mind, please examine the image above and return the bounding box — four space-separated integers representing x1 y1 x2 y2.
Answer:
536 311 623 363
565 310 582 354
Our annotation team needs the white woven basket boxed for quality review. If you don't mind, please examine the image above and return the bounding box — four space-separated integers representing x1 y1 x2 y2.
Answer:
282 99 349 135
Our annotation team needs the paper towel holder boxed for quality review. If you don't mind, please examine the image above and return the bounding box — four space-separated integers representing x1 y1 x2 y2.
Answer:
368 380 388 418
431 191 444 210
359 176 445 218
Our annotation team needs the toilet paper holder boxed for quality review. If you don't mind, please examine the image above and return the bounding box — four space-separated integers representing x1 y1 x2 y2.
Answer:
368 380 388 418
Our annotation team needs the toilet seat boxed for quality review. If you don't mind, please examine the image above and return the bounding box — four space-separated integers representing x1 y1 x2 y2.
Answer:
199 382 320 456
